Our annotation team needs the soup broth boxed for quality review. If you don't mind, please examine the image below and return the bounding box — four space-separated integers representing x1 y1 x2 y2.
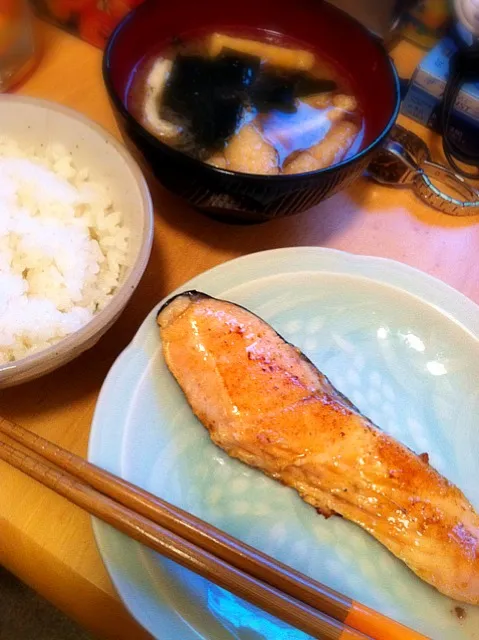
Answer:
128 30 365 176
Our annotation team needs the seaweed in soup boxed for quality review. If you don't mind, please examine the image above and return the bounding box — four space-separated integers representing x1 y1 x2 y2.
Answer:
251 68 337 114
160 51 260 154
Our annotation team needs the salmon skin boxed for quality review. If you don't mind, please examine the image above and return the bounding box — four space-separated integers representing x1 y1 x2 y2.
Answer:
157 290 479 605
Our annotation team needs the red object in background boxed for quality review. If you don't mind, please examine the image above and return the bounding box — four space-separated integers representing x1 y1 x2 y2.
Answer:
30 0 145 48
79 5 117 48
109 0 142 19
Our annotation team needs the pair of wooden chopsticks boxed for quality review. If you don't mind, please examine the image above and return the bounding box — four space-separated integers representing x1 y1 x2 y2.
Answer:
0 417 429 640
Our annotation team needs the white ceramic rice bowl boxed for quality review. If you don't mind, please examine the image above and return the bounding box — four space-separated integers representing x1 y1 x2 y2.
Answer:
0 96 153 388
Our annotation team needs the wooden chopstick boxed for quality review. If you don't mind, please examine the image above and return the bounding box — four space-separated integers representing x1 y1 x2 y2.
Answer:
0 422 364 640
0 418 428 640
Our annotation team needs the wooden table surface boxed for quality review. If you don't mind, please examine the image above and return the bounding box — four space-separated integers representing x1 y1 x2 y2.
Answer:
1 20 478 640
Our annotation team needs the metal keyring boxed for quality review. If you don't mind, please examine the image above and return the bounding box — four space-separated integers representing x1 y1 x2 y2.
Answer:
414 161 479 216
367 124 479 217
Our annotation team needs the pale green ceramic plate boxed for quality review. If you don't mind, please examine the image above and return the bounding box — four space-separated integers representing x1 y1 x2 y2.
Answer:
89 247 479 640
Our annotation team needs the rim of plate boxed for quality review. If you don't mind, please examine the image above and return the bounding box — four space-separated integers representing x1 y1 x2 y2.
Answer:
88 246 479 638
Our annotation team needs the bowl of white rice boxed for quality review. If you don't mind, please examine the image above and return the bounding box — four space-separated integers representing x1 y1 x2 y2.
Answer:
0 96 154 388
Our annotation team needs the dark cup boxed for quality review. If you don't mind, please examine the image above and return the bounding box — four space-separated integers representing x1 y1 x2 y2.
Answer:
103 0 400 223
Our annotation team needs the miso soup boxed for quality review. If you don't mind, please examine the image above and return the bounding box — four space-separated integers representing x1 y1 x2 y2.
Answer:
128 30 365 176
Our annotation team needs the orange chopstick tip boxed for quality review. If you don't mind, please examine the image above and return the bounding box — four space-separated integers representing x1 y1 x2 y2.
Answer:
346 602 430 640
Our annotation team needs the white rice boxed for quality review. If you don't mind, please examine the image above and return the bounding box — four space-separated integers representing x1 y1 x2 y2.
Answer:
0 137 130 364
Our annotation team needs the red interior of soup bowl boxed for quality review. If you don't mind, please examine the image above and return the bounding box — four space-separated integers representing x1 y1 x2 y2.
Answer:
106 0 399 152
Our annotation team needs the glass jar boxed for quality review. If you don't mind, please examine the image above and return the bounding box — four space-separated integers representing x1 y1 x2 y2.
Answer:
0 0 36 92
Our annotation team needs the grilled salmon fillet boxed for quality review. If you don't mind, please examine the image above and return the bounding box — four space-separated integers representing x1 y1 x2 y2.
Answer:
157 291 479 605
